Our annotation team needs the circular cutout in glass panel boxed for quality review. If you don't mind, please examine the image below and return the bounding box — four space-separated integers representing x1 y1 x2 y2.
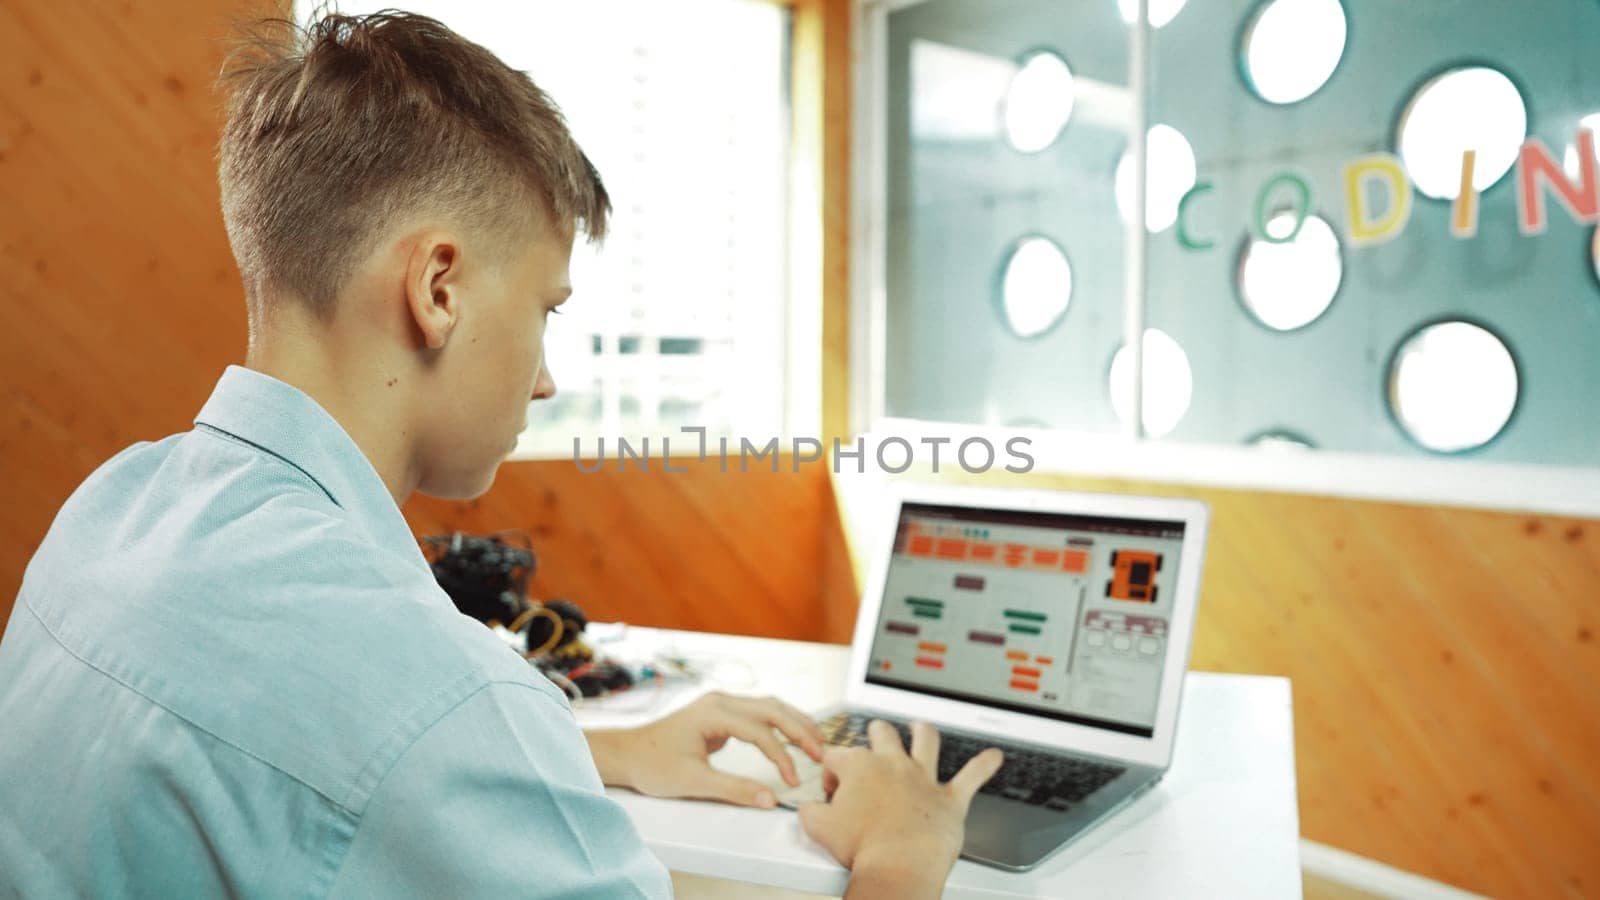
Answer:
1118 0 1188 28
1388 321 1518 452
1108 328 1192 437
1115 124 1197 233
1564 112 1600 178
998 237 1073 338
1397 66 1527 200
1003 51 1075 154
1237 212 1343 331
1248 428 1315 450
1241 0 1347 105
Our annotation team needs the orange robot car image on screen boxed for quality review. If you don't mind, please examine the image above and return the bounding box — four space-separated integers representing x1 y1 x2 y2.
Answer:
1106 550 1162 602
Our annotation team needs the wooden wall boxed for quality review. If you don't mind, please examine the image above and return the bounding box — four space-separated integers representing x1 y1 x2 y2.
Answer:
1 1 1597 898
405 458 858 644
0 0 258 582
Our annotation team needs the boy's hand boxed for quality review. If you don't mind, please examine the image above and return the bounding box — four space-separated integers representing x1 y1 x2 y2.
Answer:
797 720 1003 897
585 692 825 807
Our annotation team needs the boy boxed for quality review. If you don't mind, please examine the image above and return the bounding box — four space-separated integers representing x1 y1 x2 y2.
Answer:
0 11 999 898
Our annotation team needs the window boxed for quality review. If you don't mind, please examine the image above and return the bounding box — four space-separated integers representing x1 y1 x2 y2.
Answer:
300 1 794 457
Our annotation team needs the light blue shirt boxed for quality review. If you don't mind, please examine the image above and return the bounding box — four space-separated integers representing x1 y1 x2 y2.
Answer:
0 366 672 898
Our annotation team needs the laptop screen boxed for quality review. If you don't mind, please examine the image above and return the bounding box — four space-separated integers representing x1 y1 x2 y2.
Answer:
863 501 1186 738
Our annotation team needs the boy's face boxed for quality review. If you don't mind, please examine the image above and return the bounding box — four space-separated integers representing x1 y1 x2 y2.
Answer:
414 226 572 499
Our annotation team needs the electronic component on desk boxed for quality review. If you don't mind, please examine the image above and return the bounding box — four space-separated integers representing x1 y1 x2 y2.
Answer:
521 598 587 657
538 657 636 698
420 530 635 700
421 530 536 623
634 658 696 684
521 602 635 699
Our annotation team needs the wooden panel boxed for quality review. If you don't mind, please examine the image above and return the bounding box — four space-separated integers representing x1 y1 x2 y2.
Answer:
0 0 272 608
403 458 858 643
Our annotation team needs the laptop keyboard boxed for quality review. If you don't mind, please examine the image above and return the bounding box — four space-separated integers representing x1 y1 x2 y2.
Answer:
818 712 1125 811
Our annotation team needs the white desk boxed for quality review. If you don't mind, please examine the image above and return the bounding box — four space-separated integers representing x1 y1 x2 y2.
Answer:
574 627 1301 899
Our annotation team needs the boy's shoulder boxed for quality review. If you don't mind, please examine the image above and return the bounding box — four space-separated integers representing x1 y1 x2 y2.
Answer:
17 428 563 811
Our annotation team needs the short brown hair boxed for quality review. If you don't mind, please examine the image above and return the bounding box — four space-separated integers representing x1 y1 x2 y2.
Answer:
216 9 609 321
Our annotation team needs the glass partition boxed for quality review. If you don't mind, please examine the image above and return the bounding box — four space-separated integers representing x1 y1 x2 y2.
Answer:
1137 0 1599 463
882 0 1132 433
866 0 1600 505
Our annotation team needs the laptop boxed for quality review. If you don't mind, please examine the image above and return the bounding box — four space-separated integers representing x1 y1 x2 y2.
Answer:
756 482 1209 871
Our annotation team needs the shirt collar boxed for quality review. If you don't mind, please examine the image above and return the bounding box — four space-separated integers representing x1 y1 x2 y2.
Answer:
194 365 431 577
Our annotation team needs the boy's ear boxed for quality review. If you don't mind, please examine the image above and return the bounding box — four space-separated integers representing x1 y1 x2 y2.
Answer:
404 232 463 351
